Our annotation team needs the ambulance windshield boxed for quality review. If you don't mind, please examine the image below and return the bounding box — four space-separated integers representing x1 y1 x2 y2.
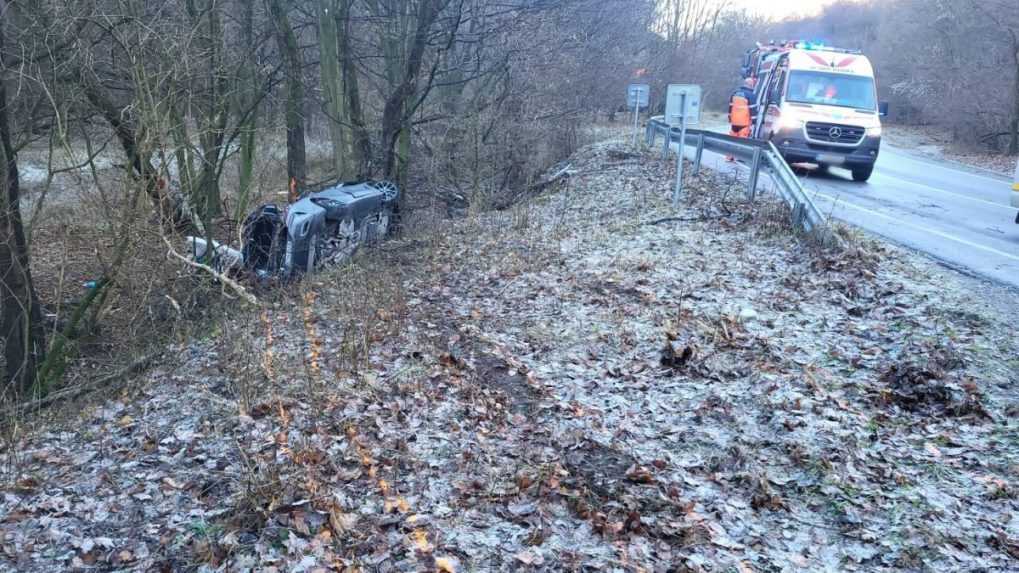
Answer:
786 71 877 111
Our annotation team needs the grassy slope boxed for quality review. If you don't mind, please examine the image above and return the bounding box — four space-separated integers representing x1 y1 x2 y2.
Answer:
2 139 1018 572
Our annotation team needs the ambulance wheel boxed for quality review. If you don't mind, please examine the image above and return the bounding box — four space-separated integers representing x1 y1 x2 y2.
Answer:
851 165 873 182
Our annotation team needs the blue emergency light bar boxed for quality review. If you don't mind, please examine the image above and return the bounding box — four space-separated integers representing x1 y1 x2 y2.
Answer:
794 41 861 55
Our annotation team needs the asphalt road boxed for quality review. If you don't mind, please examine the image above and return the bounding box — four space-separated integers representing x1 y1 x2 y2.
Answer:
686 133 1019 289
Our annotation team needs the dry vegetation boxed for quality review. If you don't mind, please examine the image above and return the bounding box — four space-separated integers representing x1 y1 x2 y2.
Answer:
2 1 1019 570
3 137 1017 571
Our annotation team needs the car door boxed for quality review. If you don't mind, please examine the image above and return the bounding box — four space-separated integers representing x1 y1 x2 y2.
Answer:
760 66 786 140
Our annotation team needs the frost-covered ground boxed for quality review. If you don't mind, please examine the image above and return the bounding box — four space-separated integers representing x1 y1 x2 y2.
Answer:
2 140 1018 572
883 124 1018 176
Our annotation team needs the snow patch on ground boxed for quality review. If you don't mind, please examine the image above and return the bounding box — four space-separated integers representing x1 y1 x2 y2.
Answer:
18 164 47 185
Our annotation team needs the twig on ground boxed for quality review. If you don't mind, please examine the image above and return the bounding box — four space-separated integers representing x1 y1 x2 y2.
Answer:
1 352 161 422
163 236 259 306
645 215 719 226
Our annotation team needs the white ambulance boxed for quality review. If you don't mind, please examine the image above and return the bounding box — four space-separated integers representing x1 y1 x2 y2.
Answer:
753 43 886 182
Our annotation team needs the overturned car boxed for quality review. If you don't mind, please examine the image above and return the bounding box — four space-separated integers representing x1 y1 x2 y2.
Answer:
188 180 399 281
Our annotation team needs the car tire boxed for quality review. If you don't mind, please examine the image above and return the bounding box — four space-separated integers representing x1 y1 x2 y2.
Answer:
852 165 874 182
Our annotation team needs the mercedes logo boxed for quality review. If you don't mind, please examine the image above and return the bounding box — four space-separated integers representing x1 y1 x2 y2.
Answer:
829 126 843 139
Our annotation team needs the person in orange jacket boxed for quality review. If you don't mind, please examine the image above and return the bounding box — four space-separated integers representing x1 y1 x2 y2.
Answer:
727 78 756 161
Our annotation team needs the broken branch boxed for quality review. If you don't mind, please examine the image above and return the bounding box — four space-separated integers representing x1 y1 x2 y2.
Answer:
163 237 259 306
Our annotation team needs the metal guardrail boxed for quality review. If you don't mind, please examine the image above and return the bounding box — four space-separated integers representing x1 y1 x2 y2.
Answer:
645 117 836 245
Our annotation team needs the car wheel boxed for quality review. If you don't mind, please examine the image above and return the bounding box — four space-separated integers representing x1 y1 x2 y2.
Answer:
851 165 874 182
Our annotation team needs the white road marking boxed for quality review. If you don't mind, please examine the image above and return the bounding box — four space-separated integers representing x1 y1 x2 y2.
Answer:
882 147 1012 185
871 170 1018 212
811 190 1019 263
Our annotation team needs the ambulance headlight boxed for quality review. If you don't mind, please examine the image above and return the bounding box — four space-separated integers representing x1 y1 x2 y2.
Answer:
867 126 882 137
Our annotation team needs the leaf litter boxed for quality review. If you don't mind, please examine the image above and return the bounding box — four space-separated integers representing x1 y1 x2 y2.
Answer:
2 138 1019 571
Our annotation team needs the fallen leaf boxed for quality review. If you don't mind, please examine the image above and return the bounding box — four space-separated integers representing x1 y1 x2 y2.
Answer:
625 464 655 484
515 550 545 565
329 506 358 533
435 556 458 572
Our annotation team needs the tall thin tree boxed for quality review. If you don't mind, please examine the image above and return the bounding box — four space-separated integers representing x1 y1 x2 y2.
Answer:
0 0 43 394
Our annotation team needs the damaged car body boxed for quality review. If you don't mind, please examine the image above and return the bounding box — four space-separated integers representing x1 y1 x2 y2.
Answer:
189 180 399 280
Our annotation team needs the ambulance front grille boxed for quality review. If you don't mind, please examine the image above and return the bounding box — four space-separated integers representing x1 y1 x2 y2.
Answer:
805 122 865 145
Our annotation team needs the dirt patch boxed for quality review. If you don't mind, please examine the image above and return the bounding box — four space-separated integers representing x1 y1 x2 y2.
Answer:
474 354 539 415
561 440 640 501
558 439 712 549
878 342 987 417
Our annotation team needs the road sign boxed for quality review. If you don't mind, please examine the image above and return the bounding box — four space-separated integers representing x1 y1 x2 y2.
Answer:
628 84 650 148
665 84 701 126
627 84 650 108
663 84 701 207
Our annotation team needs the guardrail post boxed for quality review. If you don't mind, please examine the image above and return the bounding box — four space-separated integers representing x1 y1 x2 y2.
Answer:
632 99 641 148
661 129 670 161
693 134 704 175
792 203 805 229
673 145 684 207
673 132 685 208
646 123 654 147
747 147 762 201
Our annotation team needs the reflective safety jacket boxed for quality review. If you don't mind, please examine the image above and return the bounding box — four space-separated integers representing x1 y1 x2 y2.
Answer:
729 93 751 128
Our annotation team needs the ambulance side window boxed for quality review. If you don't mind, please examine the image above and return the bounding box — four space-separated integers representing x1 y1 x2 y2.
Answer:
768 69 785 104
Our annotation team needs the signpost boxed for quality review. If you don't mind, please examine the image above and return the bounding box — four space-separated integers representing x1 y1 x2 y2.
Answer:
627 84 650 148
665 84 701 127
665 84 702 207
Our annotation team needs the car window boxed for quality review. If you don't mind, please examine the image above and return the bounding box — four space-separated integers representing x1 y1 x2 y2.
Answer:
768 69 785 104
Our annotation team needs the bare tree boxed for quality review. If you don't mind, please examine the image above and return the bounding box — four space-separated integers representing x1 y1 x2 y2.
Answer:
2 0 718 395
268 0 307 194
0 0 43 394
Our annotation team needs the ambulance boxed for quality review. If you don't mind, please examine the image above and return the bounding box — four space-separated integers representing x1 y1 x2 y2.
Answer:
740 41 798 81
752 43 886 182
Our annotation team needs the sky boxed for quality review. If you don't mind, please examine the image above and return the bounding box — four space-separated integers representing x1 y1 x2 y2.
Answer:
730 0 844 20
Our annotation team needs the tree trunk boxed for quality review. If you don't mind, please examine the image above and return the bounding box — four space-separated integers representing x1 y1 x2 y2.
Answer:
380 0 444 184
267 0 307 194
235 0 259 220
319 0 353 180
236 116 258 218
193 0 228 222
0 2 43 393
396 118 410 190
0 155 41 394
341 0 370 178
